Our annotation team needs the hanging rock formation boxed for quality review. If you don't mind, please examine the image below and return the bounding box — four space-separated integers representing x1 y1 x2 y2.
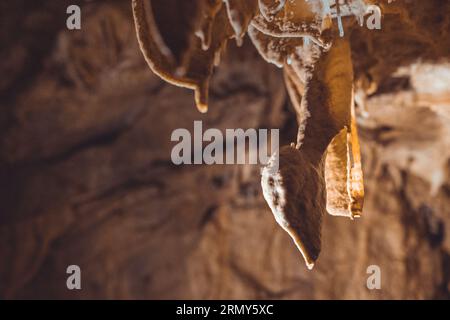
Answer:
133 0 368 268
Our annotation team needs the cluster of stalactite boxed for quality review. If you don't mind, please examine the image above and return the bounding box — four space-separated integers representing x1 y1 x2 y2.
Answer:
131 0 384 268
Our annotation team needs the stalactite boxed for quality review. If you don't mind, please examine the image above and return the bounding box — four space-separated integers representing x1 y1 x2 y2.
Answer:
132 0 369 269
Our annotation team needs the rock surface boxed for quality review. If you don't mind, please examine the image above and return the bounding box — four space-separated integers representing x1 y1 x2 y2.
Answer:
0 0 449 299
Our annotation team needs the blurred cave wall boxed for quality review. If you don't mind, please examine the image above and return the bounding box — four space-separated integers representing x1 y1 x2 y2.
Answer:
0 0 449 299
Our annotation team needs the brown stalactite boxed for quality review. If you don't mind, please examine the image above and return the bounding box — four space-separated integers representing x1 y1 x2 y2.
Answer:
133 0 365 268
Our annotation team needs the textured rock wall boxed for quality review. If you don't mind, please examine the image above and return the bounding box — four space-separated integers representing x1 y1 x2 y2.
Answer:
0 0 449 299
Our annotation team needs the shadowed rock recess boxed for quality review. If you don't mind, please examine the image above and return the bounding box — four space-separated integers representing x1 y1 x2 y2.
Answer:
0 0 449 299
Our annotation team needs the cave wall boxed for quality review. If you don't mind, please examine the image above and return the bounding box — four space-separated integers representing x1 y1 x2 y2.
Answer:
0 0 449 299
